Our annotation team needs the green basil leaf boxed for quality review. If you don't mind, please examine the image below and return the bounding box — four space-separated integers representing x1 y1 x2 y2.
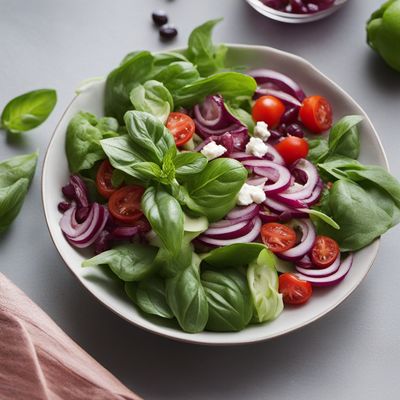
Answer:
304 208 340 230
307 138 329 164
0 152 38 187
141 186 184 256
153 243 194 278
130 80 173 124
202 243 267 268
165 257 209 333
247 249 283 323
328 115 363 154
124 110 176 165
152 61 200 93
174 152 208 179
184 158 247 222
132 162 162 181
66 112 119 173
225 103 255 133
105 51 154 122
82 243 158 281
173 72 257 108
1 89 57 133
125 277 173 319
186 18 227 77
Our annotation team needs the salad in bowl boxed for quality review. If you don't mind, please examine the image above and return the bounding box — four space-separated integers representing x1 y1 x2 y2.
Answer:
45 19 400 341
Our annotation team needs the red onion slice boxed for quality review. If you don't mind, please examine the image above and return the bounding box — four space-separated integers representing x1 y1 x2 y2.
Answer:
230 152 255 161
295 254 353 287
112 226 140 239
265 146 285 165
278 219 316 261
296 254 313 269
226 204 260 220
255 87 302 108
259 208 280 223
204 219 255 240
253 167 279 181
247 177 268 186
295 253 341 277
198 217 262 247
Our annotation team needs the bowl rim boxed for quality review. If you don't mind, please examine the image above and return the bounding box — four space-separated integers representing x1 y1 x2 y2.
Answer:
41 43 387 346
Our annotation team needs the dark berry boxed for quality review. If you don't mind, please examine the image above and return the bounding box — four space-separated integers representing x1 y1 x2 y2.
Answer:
159 25 178 40
152 10 168 26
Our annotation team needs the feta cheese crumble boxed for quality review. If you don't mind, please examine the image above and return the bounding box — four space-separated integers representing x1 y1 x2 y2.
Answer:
237 183 266 206
200 141 227 161
253 121 271 141
245 137 269 158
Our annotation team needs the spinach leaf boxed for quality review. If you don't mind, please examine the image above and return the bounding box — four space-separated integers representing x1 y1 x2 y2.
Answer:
152 62 200 93
334 125 360 159
183 158 247 222
225 103 254 133
301 208 340 230
124 110 176 165
247 249 283 323
141 186 184 256
82 243 158 281
317 155 361 180
201 268 253 332
125 277 173 319
328 115 363 156
153 52 190 68
66 112 119 173
0 151 38 233
202 243 266 268
314 179 393 251
105 51 154 122
165 256 208 333
186 18 227 77
173 72 257 108
1 89 57 133
174 152 208 179
130 80 173 124
307 138 329 164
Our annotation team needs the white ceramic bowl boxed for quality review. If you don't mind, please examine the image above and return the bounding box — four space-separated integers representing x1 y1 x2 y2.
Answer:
246 0 348 23
42 44 387 345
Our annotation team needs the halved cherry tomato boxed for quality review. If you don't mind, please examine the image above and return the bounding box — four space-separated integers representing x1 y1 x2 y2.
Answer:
166 112 195 146
299 95 333 133
252 95 285 128
279 273 312 305
108 186 145 224
274 136 309 165
96 160 118 199
261 223 297 253
311 235 340 269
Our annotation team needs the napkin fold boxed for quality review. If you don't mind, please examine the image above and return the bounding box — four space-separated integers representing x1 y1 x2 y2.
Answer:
0 273 142 400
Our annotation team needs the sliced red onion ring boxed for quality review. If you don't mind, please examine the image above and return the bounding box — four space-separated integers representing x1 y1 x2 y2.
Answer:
226 204 260 220
300 179 324 206
296 254 313 269
295 254 353 287
263 197 307 219
204 218 255 240
195 121 243 137
254 87 302 108
247 177 268 186
259 208 280 223
296 254 341 277
112 226 140 239
62 175 89 208
278 219 316 261
248 69 306 101
60 203 108 248
266 146 285 165
253 167 279 181
198 217 262 247
230 152 255 161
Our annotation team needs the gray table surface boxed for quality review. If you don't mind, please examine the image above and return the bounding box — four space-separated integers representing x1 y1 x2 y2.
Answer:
1 0 400 399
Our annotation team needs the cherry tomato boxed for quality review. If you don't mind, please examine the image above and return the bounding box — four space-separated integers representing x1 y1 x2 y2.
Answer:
166 112 195 146
274 136 309 165
299 95 333 133
108 186 145 224
252 95 285 128
311 235 340 269
261 223 297 253
96 160 118 199
279 273 312 305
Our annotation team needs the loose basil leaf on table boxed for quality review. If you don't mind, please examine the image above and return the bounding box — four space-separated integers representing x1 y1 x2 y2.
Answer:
183 158 248 222
201 268 253 332
130 80 174 124
174 152 208 179
66 112 119 173
0 152 38 233
141 185 184 257
125 276 173 319
173 72 257 108
82 243 158 281
105 51 154 122
1 89 57 133
186 18 227 77
247 249 283 323
124 110 176 165
165 256 209 333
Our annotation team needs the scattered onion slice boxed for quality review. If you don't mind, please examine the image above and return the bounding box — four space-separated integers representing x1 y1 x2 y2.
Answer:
204 219 255 240
296 254 341 277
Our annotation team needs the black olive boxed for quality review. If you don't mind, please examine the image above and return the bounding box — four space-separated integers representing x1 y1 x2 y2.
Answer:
159 25 178 40
152 10 168 26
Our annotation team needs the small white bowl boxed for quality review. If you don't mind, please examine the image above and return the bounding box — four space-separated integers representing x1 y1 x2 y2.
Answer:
42 44 387 345
246 0 348 23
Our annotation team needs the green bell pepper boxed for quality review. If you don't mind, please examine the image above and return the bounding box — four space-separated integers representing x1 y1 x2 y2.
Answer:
367 0 400 72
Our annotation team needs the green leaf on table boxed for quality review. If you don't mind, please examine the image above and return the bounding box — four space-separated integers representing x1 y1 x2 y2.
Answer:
1 89 57 133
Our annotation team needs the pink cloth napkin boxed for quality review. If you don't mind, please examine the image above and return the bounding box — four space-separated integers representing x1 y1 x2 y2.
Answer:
0 273 142 400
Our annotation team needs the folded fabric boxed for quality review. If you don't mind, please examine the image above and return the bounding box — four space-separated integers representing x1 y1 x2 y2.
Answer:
0 273 142 400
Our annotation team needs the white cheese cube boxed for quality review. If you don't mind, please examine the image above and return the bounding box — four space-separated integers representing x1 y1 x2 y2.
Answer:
237 183 266 206
245 137 269 158
200 141 227 161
